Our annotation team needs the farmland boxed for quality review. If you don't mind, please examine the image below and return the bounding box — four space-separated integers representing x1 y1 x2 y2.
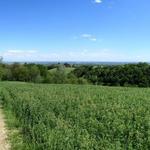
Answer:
1 82 150 149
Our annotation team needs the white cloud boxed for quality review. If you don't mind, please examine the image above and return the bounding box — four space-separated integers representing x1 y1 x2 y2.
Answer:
1 49 150 62
94 0 102 4
81 34 97 41
90 38 97 41
0 49 132 62
81 34 92 38
1 50 38 61
6 50 37 54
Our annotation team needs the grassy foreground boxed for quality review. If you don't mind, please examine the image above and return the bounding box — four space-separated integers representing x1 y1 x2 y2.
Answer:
0 82 150 149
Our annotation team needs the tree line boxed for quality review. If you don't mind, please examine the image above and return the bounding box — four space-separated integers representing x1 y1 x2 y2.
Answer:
73 63 150 87
0 61 150 87
0 62 87 84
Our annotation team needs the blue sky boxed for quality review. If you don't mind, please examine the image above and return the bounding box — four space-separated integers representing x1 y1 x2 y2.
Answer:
0 0 150 62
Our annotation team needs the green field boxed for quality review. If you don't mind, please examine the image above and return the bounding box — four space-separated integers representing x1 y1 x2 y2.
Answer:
1 82 150 149
49 67 75 74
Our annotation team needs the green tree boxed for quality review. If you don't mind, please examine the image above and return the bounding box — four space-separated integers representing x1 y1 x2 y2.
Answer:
28 65 41 83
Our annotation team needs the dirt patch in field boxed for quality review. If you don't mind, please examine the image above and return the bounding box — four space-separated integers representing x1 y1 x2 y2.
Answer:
0 108 10 150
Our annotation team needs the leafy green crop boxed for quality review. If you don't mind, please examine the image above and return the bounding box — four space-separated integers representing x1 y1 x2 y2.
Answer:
0 82 150 149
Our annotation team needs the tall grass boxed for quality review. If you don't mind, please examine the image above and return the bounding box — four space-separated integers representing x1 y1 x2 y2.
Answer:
0 82 150 149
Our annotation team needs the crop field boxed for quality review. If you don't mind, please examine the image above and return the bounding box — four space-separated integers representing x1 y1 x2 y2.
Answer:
0 82 150 149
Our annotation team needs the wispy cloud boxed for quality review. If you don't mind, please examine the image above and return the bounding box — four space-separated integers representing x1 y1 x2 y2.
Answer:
0 49 136 62
94 0 102 4
1 48 149 62
1 50 38 61
81 34 97 41
6 50 37 54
